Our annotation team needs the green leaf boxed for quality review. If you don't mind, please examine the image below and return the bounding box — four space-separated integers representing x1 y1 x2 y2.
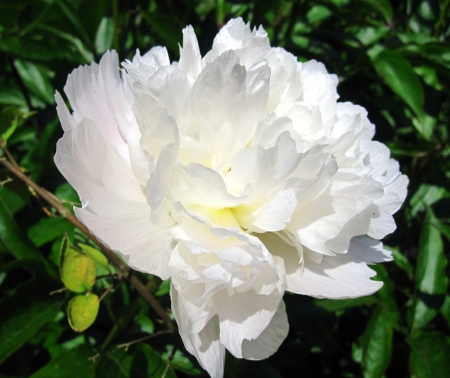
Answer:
28 217 74 247
14 60 55 105
306 5 332 24
372 50 428 138
141 10 182 55
0 195 55 274
78 243 109 271
67 294 99 332
95 17 114 54
385 245 414 279
412 209 448 330
155 278 171 297
0 3 25 30
95 347 133 378
0 107 19 138
30 344 95 378
314 296 377 312
96 344 177 378
55 182 80 206
360 306 398 378
430 220 450 243
133 344 177 378
162 345 202 376
54 0 93 48
0 258 49 276
0 297 61 363
410 184 450 217
60 236 96 293
363 0 393 21
440 295 450 329
409 330 450 378
0 183 28 215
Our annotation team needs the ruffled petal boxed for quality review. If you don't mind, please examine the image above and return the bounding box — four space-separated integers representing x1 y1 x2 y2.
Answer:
261 233 390 299
171 284 225 378
63 51 134 159
183 50 270 166
55 119 176 279
241 300 289 360
179 25 203 80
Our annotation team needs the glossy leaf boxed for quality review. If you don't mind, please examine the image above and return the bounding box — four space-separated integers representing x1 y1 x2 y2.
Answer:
133 344 177 378
28 217 74 247
67 294 99 332
410 330 450 378
162 345 202 376
155 278 171 297
94 17 114 54
441 296 450 329
30 345 96 378
412 209 448 330
385 245 414 279
360 306 398 378
95 344 177 378
0 297 61 363
0 195 55 274
78 243 109 271
372 50 428 137
60 236 96 293
410 184 449 217
95 348 133 378
14 60 55 105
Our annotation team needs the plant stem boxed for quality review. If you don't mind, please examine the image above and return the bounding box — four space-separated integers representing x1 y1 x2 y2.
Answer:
0 157 175 332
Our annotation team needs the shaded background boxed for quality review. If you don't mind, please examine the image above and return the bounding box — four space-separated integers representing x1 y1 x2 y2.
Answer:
0 0 449 377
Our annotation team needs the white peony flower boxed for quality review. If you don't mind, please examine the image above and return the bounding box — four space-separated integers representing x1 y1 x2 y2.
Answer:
54 18 408 378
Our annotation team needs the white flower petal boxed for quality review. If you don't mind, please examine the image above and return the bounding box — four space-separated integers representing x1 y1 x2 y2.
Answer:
171 285 225 378
63 51 133 159
55 119 176 279
184 49 270 166
215 284 284 358
179 25 202 80
261 233 389 299
147 111 180 223
241 300 289 360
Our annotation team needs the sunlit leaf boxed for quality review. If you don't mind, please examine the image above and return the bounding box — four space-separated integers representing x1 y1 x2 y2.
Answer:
412 209 448 330
410 184 449 217
14 60 55 105
360 306 398 378
372 50 429 138
28 217 74 247
95 17 114 54
78 243 109 271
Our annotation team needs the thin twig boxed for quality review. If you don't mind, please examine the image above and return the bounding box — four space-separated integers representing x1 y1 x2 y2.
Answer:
116 330 172 351
162 343 179 378
0 177 13 186
49 287 67 295
98 283 115 302
0 158 175 332
130 274 175 332
0 140 20 170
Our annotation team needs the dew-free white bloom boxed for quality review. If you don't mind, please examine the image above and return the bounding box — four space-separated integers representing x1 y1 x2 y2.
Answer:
55 18 408 377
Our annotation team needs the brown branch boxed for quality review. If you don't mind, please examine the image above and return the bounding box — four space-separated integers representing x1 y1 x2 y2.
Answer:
116 330 172 351
98 282 115 302
0 158 175 332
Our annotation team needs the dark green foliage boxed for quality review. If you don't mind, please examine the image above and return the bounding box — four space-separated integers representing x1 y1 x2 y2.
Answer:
0 1 449 377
